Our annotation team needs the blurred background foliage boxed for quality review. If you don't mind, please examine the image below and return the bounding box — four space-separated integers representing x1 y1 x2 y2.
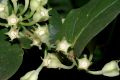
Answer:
48 0 90 17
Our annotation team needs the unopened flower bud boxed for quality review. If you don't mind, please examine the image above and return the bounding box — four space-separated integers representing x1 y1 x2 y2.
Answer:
40 0 48 6
30 0 48 11
20 70 39 80
87 60 120 77
0 3 8 19
5 27 19 41
30 0 40 11
56 39 71 54
7 14 19 26
33 7 50 22
0 4 5 12
101 60 120 77
77 55 91 70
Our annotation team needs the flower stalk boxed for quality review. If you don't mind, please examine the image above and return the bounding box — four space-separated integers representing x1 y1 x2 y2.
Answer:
11 0 18 14
19 0 30 15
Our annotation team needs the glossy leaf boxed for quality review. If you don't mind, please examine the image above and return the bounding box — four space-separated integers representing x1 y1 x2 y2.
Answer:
0 29 23 80
62 0 120 57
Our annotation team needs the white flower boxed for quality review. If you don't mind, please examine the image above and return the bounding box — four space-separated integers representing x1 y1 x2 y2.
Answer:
40 0 48 6
33 7 50 22
20 70 39 80
30 0 40 11
34 25 49 44
87 60 120 77
30 25 49 48
7 14 19 26
43 53 62 68
43 53 75 69
20 61 44 80
0 4 5 12
30 0 48 12
56 39 71 54
0 3 8 19
34 25 49 37
101 60 120 77
5 27 19 41
30 36 41 47
77 55 91 70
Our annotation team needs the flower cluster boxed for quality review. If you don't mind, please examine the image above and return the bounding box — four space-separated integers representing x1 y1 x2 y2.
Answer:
0 0 120 80
0 0 50 47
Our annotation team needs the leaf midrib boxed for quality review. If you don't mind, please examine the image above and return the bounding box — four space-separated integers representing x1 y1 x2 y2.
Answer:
73 0 118 46
71 17 79 41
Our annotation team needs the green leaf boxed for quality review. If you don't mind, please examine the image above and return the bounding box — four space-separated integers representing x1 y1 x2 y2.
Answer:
62 0 120 57
0 29 23 80
49 9 62 43
19 37 32 49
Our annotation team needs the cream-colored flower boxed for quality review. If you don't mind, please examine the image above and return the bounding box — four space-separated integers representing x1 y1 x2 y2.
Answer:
34 25 49 37
34 25 49 45
56 39 71 54
88 60 120 77
5 27 19 41
30 25 49 48
30 0 40 11
33 7 50 22
20 70 39 80
40 0 48 6
0 3 9 19
77 55 91 70
0 4 5 12
43 53 75 69
30 0 48 11
31 36 41 46
102 60 120 77
43 53 61 68
7 14 19 26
